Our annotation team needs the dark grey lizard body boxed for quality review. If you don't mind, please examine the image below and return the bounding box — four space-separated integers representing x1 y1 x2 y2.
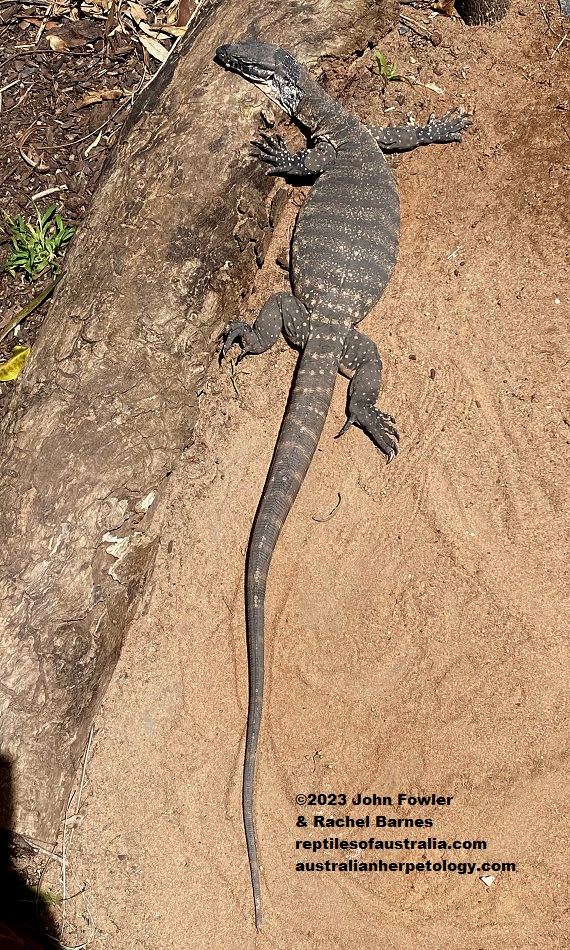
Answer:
216 40 468 929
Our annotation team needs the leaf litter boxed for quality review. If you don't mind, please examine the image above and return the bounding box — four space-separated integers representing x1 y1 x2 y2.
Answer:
0 0 206 411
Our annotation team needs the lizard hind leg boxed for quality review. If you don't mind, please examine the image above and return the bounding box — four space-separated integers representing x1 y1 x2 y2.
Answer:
337 328 399 462
279 293 311 348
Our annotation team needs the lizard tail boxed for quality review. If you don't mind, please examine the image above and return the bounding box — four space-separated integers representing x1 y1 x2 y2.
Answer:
243 327 345 929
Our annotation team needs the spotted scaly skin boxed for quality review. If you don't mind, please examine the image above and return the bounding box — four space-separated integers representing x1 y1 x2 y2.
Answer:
216 40 469 929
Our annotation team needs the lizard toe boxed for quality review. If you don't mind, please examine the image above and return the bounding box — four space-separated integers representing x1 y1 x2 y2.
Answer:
220 320 253 362
335 406 399 460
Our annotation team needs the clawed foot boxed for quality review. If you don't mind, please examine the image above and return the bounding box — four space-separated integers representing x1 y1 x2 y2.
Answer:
250 132 294 175
426 107 471 142
219 320 256 364
336 408 399 462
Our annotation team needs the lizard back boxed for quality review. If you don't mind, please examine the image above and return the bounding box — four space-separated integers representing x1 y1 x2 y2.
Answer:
293 130 400 328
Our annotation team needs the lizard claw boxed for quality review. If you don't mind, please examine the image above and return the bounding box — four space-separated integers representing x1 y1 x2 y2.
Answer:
335 416 354 439
252 132 287 151
250 133 291 169
426 109 471 142
220 320 254 363
250 133 311 176
336 409 399 462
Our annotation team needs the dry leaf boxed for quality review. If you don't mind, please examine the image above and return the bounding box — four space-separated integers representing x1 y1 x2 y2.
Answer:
47 17 102 49
19 145 49 172
177 0 193 26
138 33 169 63
127 1 147 24
85 130 103 157
48 34 69 52
77 88 125 108
146 24 187 37
138 21 178 40
22 17 60 28
0 346 31 381
423 82 445 95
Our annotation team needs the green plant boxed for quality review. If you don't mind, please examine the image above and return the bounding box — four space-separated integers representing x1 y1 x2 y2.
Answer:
3 204 76 279
372 50 403 86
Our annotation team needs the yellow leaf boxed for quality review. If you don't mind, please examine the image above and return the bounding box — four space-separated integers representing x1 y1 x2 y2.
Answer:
0 346 31 381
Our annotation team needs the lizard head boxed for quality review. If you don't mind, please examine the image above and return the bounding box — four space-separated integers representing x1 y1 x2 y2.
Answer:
216 41 303 116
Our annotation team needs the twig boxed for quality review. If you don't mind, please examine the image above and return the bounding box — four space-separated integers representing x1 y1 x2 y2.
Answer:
537 0 557 34
42 99 130 150
59 726 94 941
23 839 64 862
551 33 568 57
0 78 19 95
0 275 63 344
71 726 93 837
0 165 16 188
41 68 147 151
33 1 53 46
230 358 240 395
31 184 68 201
400 12 433 40
312 493 342 523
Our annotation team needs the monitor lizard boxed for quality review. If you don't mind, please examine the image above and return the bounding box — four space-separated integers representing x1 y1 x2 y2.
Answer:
216 39 469 929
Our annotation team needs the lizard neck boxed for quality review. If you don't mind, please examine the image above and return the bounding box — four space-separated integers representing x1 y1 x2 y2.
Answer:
293 69 357 142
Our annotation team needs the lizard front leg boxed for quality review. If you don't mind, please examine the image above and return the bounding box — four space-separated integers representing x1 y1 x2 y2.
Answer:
251 133 336 177
368 109 470 153
337 328 399 462
220 293 310 363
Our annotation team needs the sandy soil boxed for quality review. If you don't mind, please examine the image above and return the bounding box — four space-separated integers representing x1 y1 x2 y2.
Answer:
68 7 569 948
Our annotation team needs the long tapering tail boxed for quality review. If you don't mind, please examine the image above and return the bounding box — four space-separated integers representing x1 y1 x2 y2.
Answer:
242 326 345 928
